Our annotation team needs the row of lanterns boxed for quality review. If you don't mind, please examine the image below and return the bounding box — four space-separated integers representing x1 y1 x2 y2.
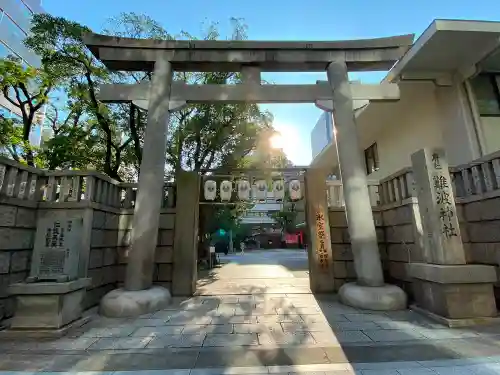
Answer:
203 179 302 202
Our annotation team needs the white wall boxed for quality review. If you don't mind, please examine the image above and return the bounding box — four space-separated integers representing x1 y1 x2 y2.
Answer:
357 81 444 181
310 79 486 179
480 116 500 155
436 82 481 166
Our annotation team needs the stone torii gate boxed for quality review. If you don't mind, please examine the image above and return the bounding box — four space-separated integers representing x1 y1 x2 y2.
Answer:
84 33 413 316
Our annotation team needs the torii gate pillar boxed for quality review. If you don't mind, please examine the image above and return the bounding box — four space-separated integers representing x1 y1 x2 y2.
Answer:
100 56 174 317
325 61 406 310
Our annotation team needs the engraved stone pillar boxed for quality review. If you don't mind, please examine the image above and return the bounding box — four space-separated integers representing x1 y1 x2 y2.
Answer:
304 169 335 293
411 148 465 264
408 148 497 325
326 60 406 310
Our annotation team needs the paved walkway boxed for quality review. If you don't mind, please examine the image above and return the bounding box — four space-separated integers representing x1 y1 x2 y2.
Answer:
1 249 500 374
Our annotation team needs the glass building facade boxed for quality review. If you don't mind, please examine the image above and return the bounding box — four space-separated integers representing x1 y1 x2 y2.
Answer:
0 0 44 144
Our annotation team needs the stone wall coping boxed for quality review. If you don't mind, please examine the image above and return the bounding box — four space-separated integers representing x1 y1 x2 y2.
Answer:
406 263 498 284
8 278 92 295
37 201 176 215
456 189 500 204
0 196 38 209
377 197 418 211
0 156 42 174
449 149 500 172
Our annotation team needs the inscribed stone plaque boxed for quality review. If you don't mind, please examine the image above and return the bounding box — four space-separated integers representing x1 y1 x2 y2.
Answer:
30 214 84 282
315 209 330 271
411 148 465 265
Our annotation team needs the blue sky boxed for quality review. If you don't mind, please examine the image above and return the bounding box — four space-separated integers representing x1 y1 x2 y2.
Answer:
42 0 500 165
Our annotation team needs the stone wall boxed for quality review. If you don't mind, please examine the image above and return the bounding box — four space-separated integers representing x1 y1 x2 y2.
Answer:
328 208 386 291
0 200 37 322
329 202 425 298
0 204 177 316
116 209 175 291
85 208 120 309
379 201 423 297
459 196 500 301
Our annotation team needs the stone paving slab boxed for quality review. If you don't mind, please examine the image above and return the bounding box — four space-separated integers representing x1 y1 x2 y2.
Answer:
1 360 500 375
3 294 500 351
1 342 499 371
2 251 500 373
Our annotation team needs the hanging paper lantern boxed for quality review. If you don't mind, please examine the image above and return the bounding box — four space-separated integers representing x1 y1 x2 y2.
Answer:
289 179 302 201
204 180 217 201
237 180 250 201
273 180 285 200
220 180 232 202
254 179 267 201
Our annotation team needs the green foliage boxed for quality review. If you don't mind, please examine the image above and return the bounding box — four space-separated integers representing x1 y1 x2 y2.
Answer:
269 210 297 232
0 55 61 166
0 10 291 202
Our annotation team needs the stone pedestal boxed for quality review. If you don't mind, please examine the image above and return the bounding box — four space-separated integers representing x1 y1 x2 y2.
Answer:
7 278 91 330
99 286 171 318
408 263 498 325
339 283 407 311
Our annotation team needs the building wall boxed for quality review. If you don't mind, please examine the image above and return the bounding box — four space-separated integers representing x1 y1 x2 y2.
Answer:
361 82 444 181
0 0 44 146
468 74 500 157
479 116 500 156
435 82 482 166
0 0 41 66
310 112 333 160
310 76 496 180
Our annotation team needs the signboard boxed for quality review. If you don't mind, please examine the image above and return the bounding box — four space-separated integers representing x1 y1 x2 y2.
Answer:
30 214 84 282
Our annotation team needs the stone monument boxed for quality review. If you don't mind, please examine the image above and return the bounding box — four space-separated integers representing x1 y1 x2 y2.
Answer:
408 148 498 326
7 211 91 333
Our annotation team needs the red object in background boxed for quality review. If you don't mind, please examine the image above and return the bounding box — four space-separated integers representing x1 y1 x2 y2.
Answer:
285 233 299 244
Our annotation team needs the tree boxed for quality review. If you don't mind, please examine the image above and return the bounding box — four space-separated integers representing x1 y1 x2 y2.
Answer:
23 13 275 182
0 56 62 166
269 206 298 233
25 14 134 180
40 101 98 170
